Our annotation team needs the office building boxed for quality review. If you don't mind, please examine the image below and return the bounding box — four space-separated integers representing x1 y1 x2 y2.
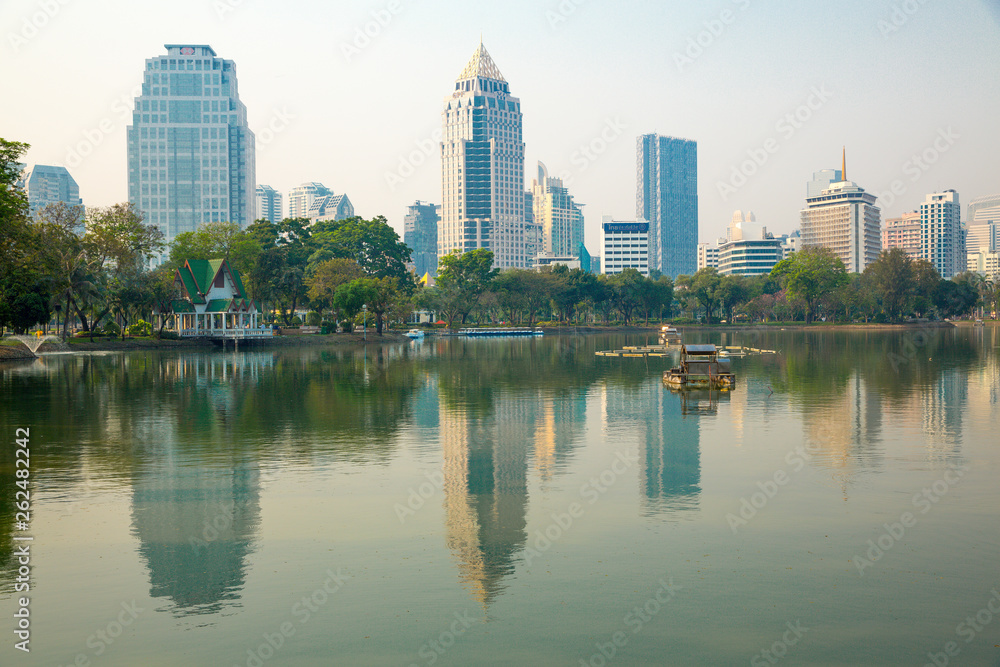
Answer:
532 161 585 258
255 184 281 223
920 190 964 278
717 210 783 276
308 193 354 223
697 242 720 270
967 194 1000 227
967 248 1000 279
17 165 84 222
799 153 880 273
637 134 698 278
404 201 440 278
288 182 332 219
882 211 922 260
602 216 649 276
441 42 529 269
127 44 256 250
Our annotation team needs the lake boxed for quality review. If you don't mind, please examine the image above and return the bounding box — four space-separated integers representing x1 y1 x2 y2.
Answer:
0 328 998 666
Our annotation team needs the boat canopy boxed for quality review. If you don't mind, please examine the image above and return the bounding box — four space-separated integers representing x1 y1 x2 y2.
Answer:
683 344 718 355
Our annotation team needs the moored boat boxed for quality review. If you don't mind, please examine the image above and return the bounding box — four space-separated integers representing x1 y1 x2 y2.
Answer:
404 329 425 339
663 344 736 389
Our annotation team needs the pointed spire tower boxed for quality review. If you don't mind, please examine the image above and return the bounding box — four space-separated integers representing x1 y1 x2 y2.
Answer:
441 44 531 269
841 146 847 182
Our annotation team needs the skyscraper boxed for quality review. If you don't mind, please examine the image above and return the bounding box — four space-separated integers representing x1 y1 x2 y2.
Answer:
800 153 880 273
882 211 922 260
602 216 650 276
966 194 1000 253
636 134 698 278
532 161 585 258
17 165 84 221
307 194 354 223
440 43 528 269
255 184 282 223
920 190 964 278
404 201 440 278
127 44 256 250
288 182 332 219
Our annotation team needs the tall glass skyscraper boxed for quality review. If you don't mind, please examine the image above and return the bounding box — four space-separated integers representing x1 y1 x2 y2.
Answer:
17 165 84 221
255 184 282 223
441 43 528 269
532 161 585 258
127 44 256 250
404 201 440 278
636 134 698 278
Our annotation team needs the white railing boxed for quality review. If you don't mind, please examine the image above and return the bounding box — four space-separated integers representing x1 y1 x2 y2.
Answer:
179 329 275 339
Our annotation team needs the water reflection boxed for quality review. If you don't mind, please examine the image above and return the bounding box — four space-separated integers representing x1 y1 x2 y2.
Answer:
131 458 260 617
0 328 994 617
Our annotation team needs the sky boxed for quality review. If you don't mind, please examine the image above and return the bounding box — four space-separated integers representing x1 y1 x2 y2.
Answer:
3 0 999 250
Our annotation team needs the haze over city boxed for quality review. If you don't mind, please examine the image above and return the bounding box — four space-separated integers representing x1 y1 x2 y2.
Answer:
4 0 999 247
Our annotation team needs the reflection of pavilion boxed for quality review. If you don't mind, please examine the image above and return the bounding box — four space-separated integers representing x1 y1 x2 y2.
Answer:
603 381 702 516
441 401 530 609
131 454 260 616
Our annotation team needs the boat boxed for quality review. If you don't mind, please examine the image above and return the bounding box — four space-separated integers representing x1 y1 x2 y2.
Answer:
659 326 683 346
404 329 425 339
663 344 736 389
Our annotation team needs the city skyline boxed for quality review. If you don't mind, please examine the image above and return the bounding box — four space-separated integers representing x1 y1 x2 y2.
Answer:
4 0 999 253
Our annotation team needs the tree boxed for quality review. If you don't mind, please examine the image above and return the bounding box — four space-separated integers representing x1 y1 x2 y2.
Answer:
0 138 31 277
333 279 377 322
84 203 165 277
306 258 364 320
864 248 915 322
676 268 723 324
307 216 412 283
435 249 498 326
770 246 849 323
609 269 645 325
167 221 262 276
0 267 50 334
717 274 748 324
935 275 979 319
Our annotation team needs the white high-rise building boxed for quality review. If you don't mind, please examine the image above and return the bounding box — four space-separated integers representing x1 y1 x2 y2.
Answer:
288 182 332 219
966 194 1000 253
920 190 964 278
532 161 585 259
697 242 720 270
441 43 528 269
602 216 649 276
17 165 84 222
127 44 256 249
800 152 880 273
308 194 354 223
256 184 282 223
717 210 783 276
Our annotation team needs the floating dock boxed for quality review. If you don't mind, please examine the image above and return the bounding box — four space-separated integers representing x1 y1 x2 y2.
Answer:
458 328 543 337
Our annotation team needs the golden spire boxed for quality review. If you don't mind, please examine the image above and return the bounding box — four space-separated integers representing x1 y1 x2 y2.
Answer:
841 146 847 181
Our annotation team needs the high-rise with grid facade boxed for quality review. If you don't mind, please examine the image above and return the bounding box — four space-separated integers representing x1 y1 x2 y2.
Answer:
127 45 256 252
440 43 531 269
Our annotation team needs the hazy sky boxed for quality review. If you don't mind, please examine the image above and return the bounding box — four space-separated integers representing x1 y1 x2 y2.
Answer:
4 0 999 249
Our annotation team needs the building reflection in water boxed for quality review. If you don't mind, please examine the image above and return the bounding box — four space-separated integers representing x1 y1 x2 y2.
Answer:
131 456 261 617
130 355 264 617
441 399 531 610
603 381 702 517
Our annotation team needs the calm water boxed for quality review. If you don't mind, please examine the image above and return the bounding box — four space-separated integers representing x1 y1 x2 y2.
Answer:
0 329 998 666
